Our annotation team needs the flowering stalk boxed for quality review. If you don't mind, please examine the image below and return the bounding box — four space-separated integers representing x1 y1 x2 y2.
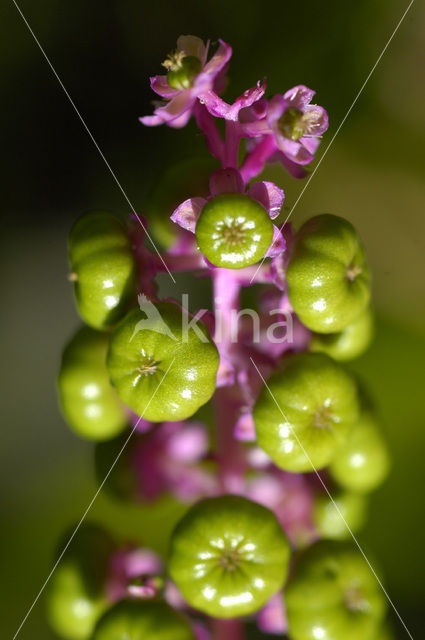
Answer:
52 34 394 640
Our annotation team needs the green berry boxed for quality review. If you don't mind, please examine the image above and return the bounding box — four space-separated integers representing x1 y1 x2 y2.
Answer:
167 55 202 90
286 214 371 333
286 540 387 640
69 211 136 330
92 599 194 640
107 303 219 422
313 491 367 540
310 307 374 362
46 525 115 640
58 326 128 441
253 353 359 472
195 193 274 269
168 495 291 618
330 411 390 493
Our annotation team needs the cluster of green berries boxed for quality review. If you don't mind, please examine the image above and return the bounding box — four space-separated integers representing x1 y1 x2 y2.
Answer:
50 36 395 640
52 202 391 638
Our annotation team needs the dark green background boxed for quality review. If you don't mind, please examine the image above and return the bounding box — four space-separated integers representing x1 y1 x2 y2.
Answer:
1 0 424 638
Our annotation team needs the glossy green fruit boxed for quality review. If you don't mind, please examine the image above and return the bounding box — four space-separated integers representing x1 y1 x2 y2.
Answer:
286 540 387 640
58 326 128 440
313 491 367 540
168 495 291 618
195 193 274 269
253 353 359 472
107 303 219 422
167 55 202 90
46 525 115 640
92 599 194 640
310 307 374 362
330 411 390 493
286 214 371 333
69 211 136 330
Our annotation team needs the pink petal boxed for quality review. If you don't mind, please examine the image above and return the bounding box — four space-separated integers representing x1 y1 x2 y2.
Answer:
248 181 284 219
267 94 286 123
301 136 320 154
209 168 244 196
141 92 195 128
268 150 308 178
283 84 315 109
265 225 286 257
239 98 269 123
165 109 193 129
279 138 314 165
202 39 232 78
170 197 207 233
229 79 267 119
200 90 234 118
150 75 179 99
238 119 270 137
139 114 166 127
304 104 329 136
176 35 207 62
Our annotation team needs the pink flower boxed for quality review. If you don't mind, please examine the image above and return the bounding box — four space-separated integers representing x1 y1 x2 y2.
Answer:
266 86 328 164
140 36 232 128
170 167 286 259
238 86 328 180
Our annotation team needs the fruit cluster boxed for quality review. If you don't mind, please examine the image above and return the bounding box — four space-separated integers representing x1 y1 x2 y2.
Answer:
51 36 393 640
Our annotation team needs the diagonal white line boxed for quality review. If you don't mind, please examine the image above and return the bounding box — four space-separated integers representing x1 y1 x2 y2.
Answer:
11 0 176 284
12 358 176 640
250 357 414 640
250 0 415 284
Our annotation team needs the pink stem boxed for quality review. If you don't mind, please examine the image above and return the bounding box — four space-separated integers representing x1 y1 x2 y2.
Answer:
194 102 224 163
212 618 245 640
223 120 240 168
240 135 276 183
212 269 246 493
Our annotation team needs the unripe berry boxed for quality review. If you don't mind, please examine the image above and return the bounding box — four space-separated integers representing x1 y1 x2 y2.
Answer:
253 352 360 472
92 599 195 640
68 212 136 330
58 327 128 441
286 540 387 640
195 193 274 269
168 495 291 618
313 490 367 539
46 525 115 640
330 411 390 493
287 214 371 333
107 303 219 422
310 307 374 361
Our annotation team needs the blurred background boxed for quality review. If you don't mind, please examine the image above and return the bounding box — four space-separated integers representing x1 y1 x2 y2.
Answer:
1 0 424 637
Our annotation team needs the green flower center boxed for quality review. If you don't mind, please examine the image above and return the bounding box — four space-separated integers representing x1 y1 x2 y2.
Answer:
278 108 307 141
163 51 202 90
